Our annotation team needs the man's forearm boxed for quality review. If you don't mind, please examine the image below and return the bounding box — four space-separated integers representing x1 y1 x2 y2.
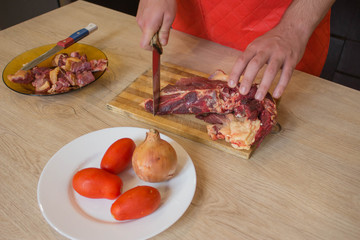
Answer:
276 0 335 43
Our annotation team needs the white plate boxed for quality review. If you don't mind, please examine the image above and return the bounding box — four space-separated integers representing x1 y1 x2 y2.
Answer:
37 127 196 240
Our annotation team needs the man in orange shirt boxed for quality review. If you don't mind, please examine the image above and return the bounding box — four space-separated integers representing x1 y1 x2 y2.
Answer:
136 0 335 100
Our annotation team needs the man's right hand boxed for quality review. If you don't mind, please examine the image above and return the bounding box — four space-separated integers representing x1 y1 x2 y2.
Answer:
136 0 177 50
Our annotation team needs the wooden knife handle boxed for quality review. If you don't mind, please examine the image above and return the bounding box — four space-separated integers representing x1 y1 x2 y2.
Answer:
151 32 163 55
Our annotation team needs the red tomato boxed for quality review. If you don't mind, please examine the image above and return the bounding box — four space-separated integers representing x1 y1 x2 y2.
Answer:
111 186 161 221
72 168 123 199
101 138 136 174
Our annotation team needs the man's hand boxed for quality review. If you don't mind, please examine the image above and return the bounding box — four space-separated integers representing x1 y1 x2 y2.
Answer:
136 0 177 50
228 26 307 100
228 0 335 100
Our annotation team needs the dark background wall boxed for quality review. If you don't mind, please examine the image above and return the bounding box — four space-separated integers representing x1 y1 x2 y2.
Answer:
320 0 360 90
2 0 359 91
84 0 140 16
0 0 59 30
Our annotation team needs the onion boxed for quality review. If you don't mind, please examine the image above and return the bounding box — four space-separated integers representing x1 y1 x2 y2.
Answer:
132 129 177 182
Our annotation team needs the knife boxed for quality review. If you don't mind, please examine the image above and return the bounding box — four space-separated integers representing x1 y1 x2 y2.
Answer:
151 32 163 115
21 23 98 71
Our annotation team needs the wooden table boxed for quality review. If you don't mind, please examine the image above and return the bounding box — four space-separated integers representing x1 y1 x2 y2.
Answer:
1 1 359 239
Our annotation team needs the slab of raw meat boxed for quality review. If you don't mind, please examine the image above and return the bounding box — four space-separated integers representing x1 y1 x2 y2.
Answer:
142 71 277 150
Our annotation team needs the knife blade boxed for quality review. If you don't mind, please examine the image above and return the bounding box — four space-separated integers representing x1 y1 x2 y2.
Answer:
151 32 163 115
21 23 98 71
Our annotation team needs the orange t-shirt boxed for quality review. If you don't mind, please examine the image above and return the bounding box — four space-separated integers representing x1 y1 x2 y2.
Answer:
172 0 330 76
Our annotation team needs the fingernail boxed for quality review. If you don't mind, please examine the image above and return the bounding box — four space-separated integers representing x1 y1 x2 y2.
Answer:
255 91 263 100
228 80 235 88
273 89 280 98
160 38 167 46
240 86 247 95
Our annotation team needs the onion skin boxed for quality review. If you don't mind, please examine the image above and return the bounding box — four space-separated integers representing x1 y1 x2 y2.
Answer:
132 129 177 182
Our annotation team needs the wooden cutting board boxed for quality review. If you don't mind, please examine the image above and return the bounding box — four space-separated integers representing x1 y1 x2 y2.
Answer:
107 62 254 159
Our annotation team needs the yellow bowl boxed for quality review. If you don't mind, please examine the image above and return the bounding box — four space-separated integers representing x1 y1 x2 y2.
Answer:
2 43 107 95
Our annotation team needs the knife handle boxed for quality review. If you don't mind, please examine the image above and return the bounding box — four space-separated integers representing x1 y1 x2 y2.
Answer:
57 23 98 48
151 32 163 55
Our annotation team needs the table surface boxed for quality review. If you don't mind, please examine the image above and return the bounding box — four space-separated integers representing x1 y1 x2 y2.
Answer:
1 1 359 239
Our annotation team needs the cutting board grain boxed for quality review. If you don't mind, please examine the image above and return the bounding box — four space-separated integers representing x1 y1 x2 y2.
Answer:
107 62 254 159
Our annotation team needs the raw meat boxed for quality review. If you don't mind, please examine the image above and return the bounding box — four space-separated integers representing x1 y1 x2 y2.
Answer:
90 59 108 72
7 70 34 84
75 71 95 87
7 51 107 94
142 71 277 150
